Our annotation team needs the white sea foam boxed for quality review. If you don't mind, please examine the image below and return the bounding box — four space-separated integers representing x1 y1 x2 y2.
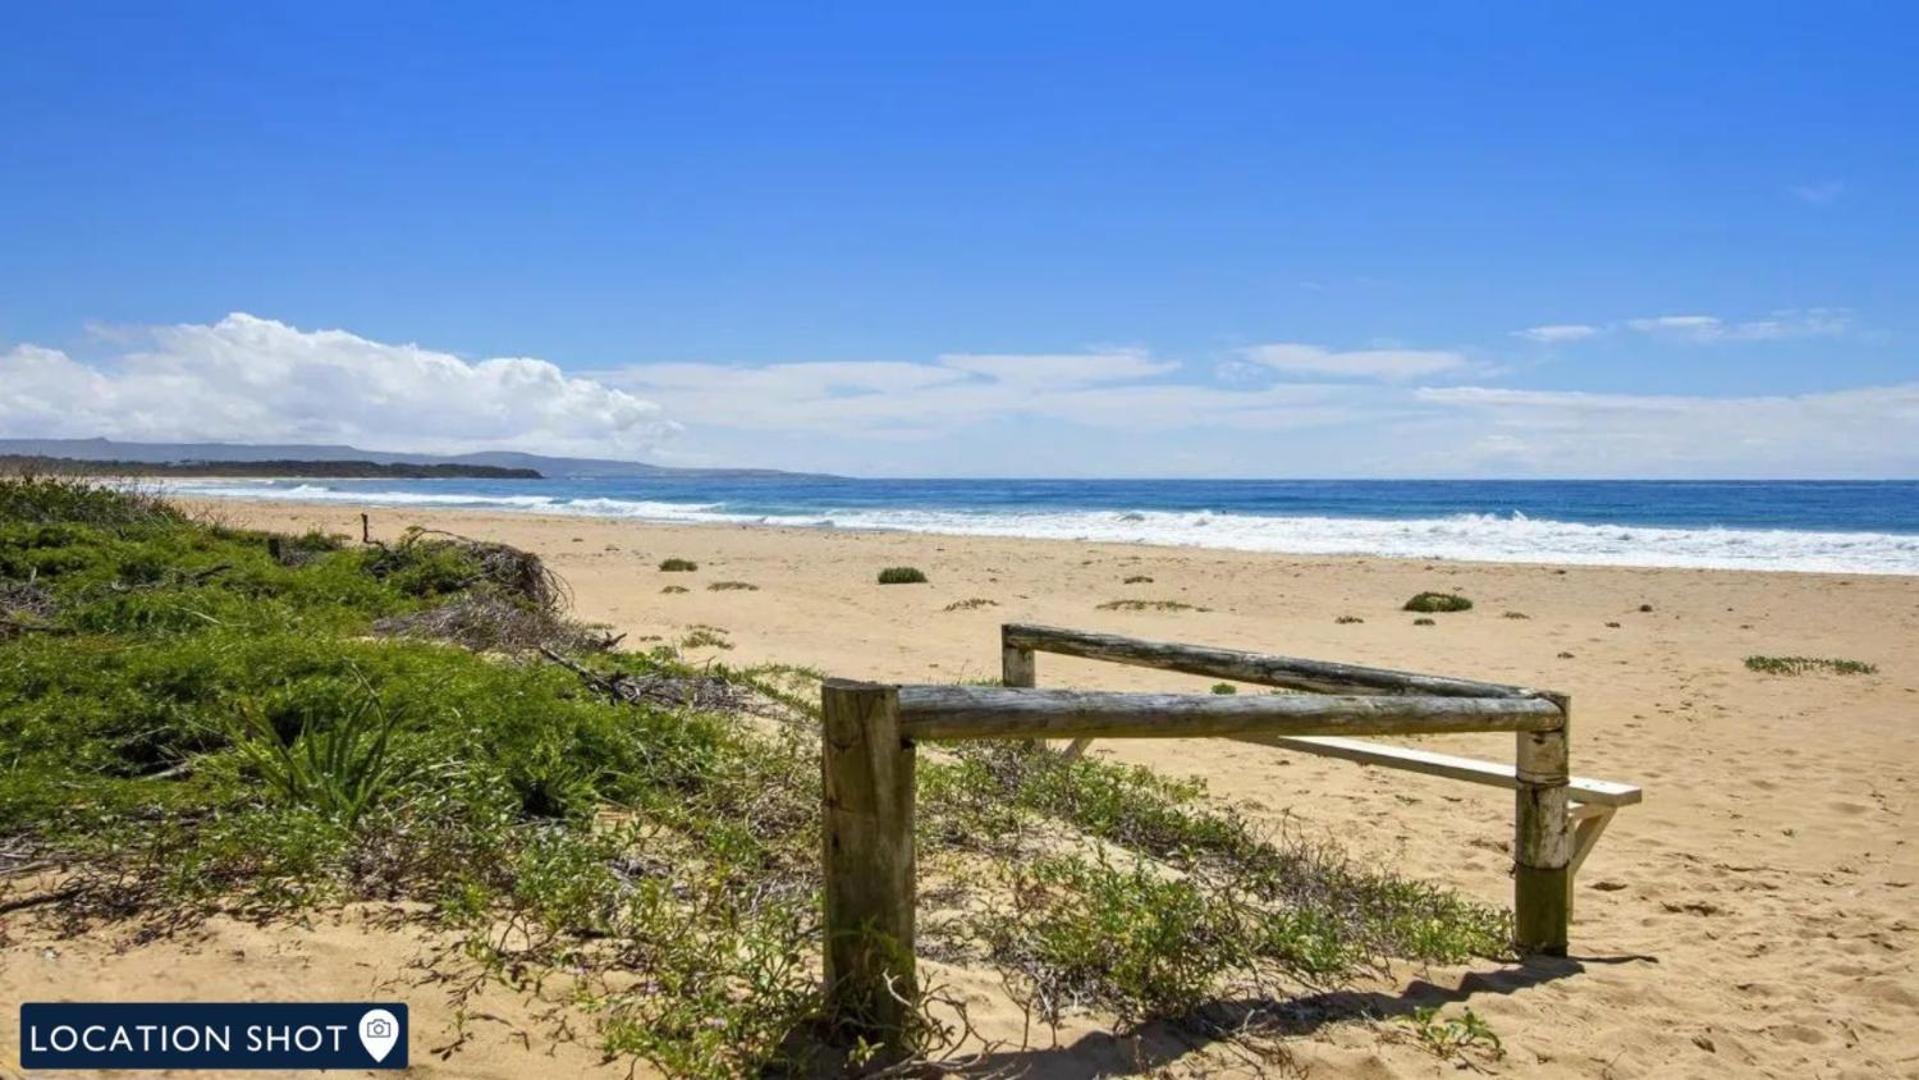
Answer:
168 483 1919 575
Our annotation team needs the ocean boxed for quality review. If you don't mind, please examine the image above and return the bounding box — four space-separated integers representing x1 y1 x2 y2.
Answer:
166 477 1919 575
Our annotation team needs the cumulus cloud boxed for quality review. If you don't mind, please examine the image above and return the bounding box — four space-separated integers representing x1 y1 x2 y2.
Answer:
1234 343 1472 380
0 314 672 457
1512 324 1600 344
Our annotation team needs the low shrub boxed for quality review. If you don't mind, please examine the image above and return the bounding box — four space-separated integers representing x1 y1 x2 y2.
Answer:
659 558 698 572
1404 592 1472 613
877 566 928 585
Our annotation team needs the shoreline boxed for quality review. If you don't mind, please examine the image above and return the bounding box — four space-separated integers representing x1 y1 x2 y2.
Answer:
172 490 1919 579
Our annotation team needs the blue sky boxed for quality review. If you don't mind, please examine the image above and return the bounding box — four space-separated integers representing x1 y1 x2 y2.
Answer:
2 3 1915 476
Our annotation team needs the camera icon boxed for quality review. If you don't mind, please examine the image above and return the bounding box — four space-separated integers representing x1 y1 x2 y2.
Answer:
365 1018 392 1038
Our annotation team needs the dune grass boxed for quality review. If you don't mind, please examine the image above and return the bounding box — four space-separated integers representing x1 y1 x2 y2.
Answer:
707 580 758 591
658 557 698 572
877 566 929 584
1744 655 1876 676
943 597 998 612
0 479 1515 1075
1097 599 1210 612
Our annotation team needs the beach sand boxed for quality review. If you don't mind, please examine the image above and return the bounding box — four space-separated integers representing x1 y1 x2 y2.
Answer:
8 498 1915 1078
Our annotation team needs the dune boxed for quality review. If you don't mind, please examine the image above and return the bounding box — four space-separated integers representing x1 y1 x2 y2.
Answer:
8 496 1913 1078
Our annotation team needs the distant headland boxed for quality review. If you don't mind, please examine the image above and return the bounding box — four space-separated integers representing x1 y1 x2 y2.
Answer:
0 438 830 481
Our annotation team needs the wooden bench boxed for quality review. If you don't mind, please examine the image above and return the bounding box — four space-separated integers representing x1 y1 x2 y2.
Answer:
1006 623 1644 911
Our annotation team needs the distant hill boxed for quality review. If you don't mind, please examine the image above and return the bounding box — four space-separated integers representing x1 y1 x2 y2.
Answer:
0 438 822 480
0 455 543 480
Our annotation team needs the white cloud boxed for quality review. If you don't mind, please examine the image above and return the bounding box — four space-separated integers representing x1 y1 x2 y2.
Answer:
1414 383 1919 476
1235 342 1471 380
1624 309 1849 342
5 314 1907 478
0 313 672 457
1790 180 1844 205
937 350 1175 387
598 349 1361 440
1512 324 1600 344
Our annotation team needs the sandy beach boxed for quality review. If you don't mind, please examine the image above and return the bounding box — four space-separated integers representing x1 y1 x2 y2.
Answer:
9 497 1916 1078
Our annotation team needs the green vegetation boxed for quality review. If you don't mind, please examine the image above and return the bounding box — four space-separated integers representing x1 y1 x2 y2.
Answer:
877 566 928 584
1501 611 1530 619
1335 615 1364 624
942 597 998 612
1744 655 1877 676
678 625 733 650
707 580 758 591
1399 1005 1504 1063
1412 617 1436 626
0 478 1515 1075
1122 574 1154 584
657 557 698 572
660 585 688 594
1403 592 1473 613
1210 682 1237 695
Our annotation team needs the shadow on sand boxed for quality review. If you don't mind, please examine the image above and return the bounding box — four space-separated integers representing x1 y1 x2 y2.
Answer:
965 951 1652 1077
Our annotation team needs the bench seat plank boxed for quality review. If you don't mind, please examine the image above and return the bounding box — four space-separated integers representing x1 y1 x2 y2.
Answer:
1245 734 1643 807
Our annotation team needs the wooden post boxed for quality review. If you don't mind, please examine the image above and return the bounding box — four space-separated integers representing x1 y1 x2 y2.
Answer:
1001 625 1036 689
820 679 917 1050
360 512 371 545
1002 625 1043 752
1514 693 1572 955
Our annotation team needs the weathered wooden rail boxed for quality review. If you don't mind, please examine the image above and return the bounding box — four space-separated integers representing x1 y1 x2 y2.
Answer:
820 623 1642 1047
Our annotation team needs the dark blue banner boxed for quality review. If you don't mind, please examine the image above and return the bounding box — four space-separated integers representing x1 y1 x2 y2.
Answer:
19 1003 407 1070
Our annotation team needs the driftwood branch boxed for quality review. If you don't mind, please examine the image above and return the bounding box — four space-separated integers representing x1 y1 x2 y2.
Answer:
536 647 744 711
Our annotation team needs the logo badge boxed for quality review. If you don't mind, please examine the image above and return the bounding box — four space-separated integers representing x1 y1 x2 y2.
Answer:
358 1008 400 1063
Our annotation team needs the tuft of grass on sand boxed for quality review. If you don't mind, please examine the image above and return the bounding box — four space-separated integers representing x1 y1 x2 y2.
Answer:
1412 617 1436 626
1744 655 1876 676
1335 615 1364 624
0 478 1519 1076
1404 592 1473 613
943 597 998 612
1122 575 1154 584
679 625 733 650
707 581 758 592
877 566 928 585
1399 1005 1505 1065
1210 682 1237 695
658 557 698 572
1097 599 1210 613
1501 611 1530 620
660 585 689 594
